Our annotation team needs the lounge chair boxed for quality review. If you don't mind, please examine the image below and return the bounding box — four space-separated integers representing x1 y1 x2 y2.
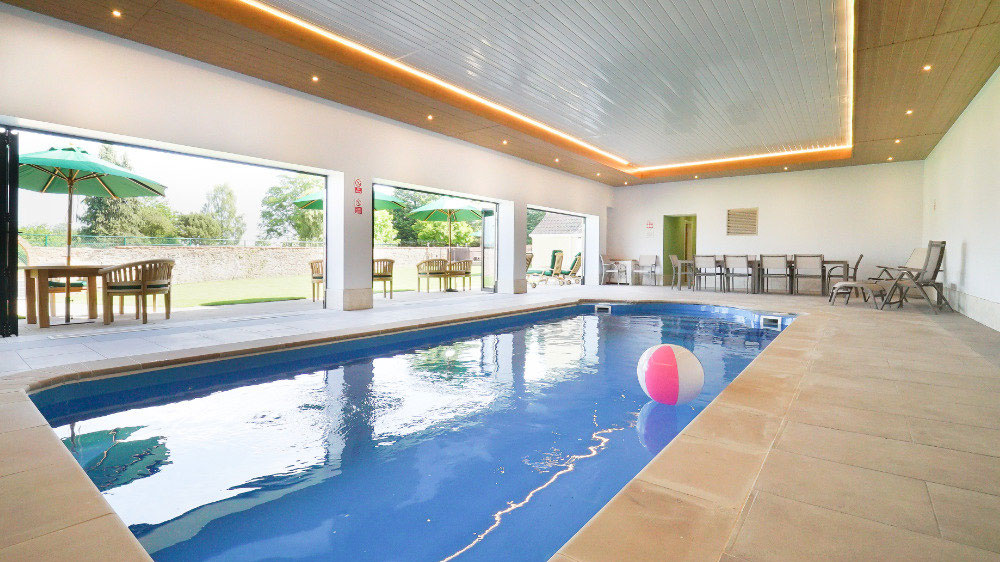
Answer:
525 252 534 272
870 248 927 282
879 241 954 313
99 260 174 324
528 250 563 287
828 255 889 308
416 259 448 292
373 258 394 298
558 253 582 284
309 259 324 302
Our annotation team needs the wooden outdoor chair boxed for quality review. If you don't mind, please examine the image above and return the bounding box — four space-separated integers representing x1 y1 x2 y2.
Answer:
528 250 563 287
99 259 174 325
558 252 582 284
309 259 324 302
373 259 394 298
416 259 448 292
525 252 534 272
447 259 473 290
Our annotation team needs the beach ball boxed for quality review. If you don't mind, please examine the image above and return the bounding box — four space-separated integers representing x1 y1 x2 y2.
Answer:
636 344 704 405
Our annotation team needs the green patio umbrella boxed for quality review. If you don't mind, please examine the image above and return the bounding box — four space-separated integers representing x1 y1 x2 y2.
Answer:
18 146 167 322
409 195 483 266
293 186 406 211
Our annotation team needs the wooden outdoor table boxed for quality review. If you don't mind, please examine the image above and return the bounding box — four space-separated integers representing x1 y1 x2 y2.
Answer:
700 256 851 294
23 265 105 328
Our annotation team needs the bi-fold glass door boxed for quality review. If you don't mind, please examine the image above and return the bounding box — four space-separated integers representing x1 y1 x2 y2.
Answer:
479 203 497 292
1 128 19 337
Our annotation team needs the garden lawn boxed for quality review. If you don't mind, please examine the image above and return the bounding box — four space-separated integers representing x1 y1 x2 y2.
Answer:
21 264 487 314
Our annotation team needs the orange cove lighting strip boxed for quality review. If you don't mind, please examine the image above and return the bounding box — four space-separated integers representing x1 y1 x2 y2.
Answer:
232 0 854 178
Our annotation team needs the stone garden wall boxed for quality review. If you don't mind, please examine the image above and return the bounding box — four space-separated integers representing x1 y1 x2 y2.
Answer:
26 244 481 283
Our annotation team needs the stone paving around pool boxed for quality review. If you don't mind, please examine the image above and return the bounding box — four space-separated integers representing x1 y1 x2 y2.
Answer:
1 285 999 561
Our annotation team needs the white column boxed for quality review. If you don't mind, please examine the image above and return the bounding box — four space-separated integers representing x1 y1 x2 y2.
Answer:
325 170 374 310
584 214 602 286
497 200 527 294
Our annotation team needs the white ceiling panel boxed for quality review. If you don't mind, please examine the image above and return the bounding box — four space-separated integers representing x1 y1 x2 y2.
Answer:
265 0 851 166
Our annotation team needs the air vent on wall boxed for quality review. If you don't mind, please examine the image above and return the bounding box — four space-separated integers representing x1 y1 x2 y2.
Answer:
727 208 758 236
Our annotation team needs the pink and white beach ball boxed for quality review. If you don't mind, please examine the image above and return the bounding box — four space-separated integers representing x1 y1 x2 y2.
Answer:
636 345 704 405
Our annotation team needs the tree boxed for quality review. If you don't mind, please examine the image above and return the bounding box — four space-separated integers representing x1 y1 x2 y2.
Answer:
387 189 436 243
79 145 171 239
175 212 224 241
526 209 546 244
137 201 177 238
415 220 478 246
374 210 399 245
259 174 324 242
202 183 246 242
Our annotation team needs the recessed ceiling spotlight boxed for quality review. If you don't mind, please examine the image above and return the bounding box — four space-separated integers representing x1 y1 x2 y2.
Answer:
426 114 433 120
111 9 122 17
624 181 629 185
922 64 932 71
905 110 913 115
311 75 319 82
694 175 699 179
887 157 894 161
501 140 508 145
783 166 789 171
596 172 601 177
554 158 559 163
894 139 901 143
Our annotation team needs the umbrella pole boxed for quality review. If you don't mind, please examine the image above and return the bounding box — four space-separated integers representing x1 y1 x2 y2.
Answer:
65 184 73 323
445 213 457 292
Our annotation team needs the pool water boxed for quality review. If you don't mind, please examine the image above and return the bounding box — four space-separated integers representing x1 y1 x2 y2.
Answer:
32 304 791 561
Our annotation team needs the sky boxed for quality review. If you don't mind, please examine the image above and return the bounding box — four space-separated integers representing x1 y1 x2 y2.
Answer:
17 130 317 242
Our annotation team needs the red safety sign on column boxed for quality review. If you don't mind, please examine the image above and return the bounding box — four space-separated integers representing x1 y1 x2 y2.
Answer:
354 198 363 215
354 178 363 194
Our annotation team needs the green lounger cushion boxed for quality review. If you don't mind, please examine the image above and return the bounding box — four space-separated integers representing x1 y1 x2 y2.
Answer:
561 253 582 275
48 280 86 288
109 283 170 290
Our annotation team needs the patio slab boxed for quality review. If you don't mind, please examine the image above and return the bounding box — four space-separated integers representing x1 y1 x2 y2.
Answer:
0 284 997 560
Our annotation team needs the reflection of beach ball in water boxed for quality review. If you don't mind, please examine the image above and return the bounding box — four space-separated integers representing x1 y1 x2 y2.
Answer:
636 344 704 405
637 401 681 453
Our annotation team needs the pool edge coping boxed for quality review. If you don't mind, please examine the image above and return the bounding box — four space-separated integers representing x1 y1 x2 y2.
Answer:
0 295 812 560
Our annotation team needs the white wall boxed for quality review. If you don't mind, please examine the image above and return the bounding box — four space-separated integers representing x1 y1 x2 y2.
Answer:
923 66 1000 330
609 162 925 282
0 5 611 306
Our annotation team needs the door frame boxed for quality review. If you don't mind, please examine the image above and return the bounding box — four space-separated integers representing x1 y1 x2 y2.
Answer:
662 214 697 283
1 128 19 337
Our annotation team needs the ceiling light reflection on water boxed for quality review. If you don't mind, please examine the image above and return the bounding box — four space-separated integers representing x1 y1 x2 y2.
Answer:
50 310 781 561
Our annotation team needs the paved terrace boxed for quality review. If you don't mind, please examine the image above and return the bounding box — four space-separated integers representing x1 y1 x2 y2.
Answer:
1 285 999 561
